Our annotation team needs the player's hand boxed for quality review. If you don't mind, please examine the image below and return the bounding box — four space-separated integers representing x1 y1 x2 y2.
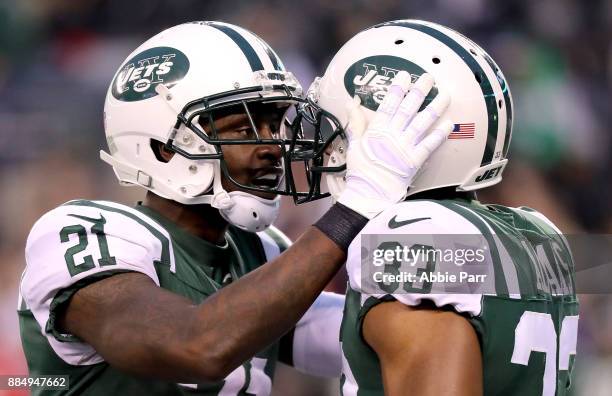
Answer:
338 71 453 219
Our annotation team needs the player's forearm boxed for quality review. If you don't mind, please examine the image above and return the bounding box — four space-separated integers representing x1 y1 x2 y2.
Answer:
189 226 345 379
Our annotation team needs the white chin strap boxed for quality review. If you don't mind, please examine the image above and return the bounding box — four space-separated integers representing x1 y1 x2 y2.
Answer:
207 162 281 233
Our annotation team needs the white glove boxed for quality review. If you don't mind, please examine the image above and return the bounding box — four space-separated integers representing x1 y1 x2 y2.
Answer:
338 71 453 219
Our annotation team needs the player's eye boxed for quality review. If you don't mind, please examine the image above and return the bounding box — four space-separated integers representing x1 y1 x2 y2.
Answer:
236 127 254 136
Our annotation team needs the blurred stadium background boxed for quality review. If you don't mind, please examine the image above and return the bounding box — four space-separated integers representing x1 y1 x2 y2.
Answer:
0 0 610 395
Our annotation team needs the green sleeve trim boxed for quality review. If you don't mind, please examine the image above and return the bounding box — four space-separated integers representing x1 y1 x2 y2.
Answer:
46 269 134 343
357 294 484 351
356 294 396 349
436 200 510 295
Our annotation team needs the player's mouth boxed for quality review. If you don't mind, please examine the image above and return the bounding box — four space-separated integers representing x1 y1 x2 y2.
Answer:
251 167 284 189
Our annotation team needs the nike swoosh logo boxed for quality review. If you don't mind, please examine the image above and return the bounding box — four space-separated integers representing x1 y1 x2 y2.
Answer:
388 216 431 229
68 213 106 224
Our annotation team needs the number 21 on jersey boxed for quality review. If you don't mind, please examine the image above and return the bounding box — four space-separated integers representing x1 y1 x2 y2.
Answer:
60 213 116 276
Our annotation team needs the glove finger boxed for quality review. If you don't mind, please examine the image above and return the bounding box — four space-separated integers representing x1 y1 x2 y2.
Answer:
411 120 454 166
369 71 411 131
389 73 434 131
345 95 367 141
402 91 450 145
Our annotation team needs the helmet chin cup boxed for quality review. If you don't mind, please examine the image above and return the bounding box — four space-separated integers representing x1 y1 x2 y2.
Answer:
218 191 281 233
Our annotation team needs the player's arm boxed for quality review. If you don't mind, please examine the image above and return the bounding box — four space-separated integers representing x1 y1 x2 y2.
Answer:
59 226 345 383
362 300 482 396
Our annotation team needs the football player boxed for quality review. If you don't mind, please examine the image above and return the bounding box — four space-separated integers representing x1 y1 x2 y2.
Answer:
307 20 579 396
18 21 453 394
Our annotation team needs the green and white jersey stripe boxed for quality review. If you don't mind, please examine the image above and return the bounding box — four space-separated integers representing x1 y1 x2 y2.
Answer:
19 199 290 395
342 198 578 396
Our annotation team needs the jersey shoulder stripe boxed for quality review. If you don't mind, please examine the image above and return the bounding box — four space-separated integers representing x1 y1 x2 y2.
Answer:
433 200 516 296
515 206 565 236
61 199 175 270
443 201 574 297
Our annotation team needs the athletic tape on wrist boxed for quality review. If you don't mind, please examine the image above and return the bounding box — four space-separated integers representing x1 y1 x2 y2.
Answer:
313 203 369 251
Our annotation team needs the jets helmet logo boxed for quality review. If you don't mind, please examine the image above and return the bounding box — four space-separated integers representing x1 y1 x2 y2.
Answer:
343 55 437 111
111 46 190 102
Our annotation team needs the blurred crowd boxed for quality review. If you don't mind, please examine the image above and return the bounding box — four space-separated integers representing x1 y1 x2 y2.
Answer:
0 0 610 395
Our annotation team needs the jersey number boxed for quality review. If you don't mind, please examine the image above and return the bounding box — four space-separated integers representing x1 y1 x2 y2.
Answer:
60 214 116 276
511 311 578 396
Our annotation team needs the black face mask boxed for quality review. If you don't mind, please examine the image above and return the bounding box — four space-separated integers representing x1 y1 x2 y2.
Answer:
166 82 346 204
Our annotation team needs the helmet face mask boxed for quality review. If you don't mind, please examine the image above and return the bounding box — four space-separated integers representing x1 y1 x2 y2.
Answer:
167 76 340 204
305 19 514 200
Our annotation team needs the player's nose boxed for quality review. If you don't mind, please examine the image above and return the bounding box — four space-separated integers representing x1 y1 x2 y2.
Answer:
255 123 283 162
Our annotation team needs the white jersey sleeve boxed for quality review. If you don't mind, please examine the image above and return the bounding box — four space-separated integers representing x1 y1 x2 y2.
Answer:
20 200 167 365
257 226 344 378
291 291 344 378
346 200 492 317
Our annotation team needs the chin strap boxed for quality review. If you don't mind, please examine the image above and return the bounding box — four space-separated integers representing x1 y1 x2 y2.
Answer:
207 162 234 210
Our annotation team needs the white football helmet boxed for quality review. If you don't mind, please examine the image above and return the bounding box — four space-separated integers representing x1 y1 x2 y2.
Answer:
307 19 513 199
101 21 331 232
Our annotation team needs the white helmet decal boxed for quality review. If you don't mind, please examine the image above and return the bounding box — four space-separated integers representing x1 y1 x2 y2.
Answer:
343 55 438 112
111 46 190 102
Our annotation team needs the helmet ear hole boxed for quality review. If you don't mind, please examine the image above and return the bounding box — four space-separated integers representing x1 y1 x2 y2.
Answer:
432 57 441 64
150 139 173 163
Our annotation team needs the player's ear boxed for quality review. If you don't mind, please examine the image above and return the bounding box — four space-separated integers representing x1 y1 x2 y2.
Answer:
150 139 174 163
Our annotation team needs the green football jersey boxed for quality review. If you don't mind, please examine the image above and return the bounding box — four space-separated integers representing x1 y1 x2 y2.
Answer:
340 198 578 396
19 199 291 395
